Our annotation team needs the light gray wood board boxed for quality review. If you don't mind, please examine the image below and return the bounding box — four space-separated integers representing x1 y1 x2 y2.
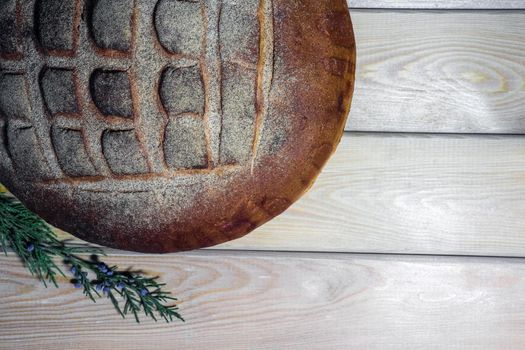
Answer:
348 0 525 9
217 133 525 256
2 250 525 349
50 133 525 258
347 10 525 133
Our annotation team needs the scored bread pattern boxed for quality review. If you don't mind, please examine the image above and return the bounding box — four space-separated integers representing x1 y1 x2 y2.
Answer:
0 0 274 181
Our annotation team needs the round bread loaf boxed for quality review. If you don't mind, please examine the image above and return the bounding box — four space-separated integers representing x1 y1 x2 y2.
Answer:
0 0 355 253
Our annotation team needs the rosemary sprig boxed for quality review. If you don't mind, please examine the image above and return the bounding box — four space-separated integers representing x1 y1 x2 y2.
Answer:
0 192 184 323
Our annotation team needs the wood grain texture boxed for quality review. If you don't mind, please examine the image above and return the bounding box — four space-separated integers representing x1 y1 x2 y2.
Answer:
48 133 525 257
348 0 525 9
347 10 525 133
2 250 525 349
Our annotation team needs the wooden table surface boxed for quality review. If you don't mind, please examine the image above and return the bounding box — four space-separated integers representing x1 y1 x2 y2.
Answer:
2 1 525 349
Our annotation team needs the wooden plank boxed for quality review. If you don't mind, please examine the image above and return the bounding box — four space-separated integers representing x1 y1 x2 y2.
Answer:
219 133 525 256
47 133 525 257
347 10 525 133
2 250 525 349
348 0 525 9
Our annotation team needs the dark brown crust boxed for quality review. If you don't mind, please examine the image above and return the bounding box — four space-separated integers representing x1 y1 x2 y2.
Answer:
0 0 355 253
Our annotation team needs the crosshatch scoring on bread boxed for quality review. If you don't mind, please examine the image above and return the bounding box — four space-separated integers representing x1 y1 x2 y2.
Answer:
0 0 278 179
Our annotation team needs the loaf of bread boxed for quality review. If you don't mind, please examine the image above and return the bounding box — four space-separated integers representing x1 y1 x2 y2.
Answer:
0 0 355 253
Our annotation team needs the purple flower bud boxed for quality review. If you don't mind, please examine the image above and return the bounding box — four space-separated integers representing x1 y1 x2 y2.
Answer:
70 266 78 275
103 286 110 295
106 270 114 276
140 288 149 297
26 244 35 253
96 284 104 291
117 282 125 290
74 282 82 289
104 280 112 287
97 264 108 273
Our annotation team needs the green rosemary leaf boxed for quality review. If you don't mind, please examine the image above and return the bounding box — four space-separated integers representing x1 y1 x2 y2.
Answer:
109 292 125 319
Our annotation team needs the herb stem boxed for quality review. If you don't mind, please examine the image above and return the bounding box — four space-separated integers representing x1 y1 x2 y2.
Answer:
0 192 184 323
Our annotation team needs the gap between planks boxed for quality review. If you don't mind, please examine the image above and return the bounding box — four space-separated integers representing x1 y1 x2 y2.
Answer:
7 244 525 260
347 0 525 9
